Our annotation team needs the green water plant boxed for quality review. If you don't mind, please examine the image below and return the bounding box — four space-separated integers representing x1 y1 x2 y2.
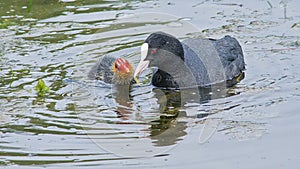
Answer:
0 19 16 29
35 79 50 96
27 0 33 12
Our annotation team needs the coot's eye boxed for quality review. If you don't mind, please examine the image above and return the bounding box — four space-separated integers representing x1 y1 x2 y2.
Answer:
151 48 157 55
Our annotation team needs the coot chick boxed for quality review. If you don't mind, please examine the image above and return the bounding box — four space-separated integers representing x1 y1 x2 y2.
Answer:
134 32 245 88
88 56 135 85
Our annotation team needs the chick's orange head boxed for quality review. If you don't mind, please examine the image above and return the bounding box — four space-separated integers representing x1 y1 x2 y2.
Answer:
112 58 133 75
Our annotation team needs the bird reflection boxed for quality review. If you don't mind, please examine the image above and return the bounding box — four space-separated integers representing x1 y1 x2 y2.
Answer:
112 84 133 120
148 87 213 146
111 73 245 146
148 73 244 146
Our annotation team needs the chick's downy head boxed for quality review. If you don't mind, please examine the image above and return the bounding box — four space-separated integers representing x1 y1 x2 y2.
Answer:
111 58 134 85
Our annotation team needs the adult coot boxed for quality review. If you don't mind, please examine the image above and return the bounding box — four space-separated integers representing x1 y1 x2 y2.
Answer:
134 32 245 88
88 56 135 85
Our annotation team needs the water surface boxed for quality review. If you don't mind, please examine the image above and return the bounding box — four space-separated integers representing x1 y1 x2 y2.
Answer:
1 0 300 168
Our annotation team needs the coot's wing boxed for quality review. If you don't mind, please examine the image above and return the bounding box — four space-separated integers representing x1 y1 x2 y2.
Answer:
182 38 226 86
212 36 245 80
182 36 245 86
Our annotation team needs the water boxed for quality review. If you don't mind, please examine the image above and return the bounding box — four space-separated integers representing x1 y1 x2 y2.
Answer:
1 0 300 168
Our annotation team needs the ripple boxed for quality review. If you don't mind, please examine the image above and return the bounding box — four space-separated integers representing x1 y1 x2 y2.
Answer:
1 0 300 168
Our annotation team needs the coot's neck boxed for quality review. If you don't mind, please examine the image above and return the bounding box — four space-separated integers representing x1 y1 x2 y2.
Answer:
156 56 197 88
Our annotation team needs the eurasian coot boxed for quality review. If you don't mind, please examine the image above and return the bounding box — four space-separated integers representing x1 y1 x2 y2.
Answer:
134 32 245 88
88 56 135 85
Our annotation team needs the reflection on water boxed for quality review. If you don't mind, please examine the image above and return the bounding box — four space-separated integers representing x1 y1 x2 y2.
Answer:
70 75 243 156
1 0 300 168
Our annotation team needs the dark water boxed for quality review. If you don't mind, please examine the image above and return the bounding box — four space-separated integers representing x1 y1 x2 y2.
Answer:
1 0 300 168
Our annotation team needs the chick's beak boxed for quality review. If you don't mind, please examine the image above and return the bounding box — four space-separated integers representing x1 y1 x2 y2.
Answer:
122 65 131 74
113 58 132 74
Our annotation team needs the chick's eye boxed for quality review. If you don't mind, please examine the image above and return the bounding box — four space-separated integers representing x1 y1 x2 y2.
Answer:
115 63 119 69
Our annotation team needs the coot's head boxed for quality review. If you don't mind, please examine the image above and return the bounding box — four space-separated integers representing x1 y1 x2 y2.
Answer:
111 58 134 85
134 32 184 79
